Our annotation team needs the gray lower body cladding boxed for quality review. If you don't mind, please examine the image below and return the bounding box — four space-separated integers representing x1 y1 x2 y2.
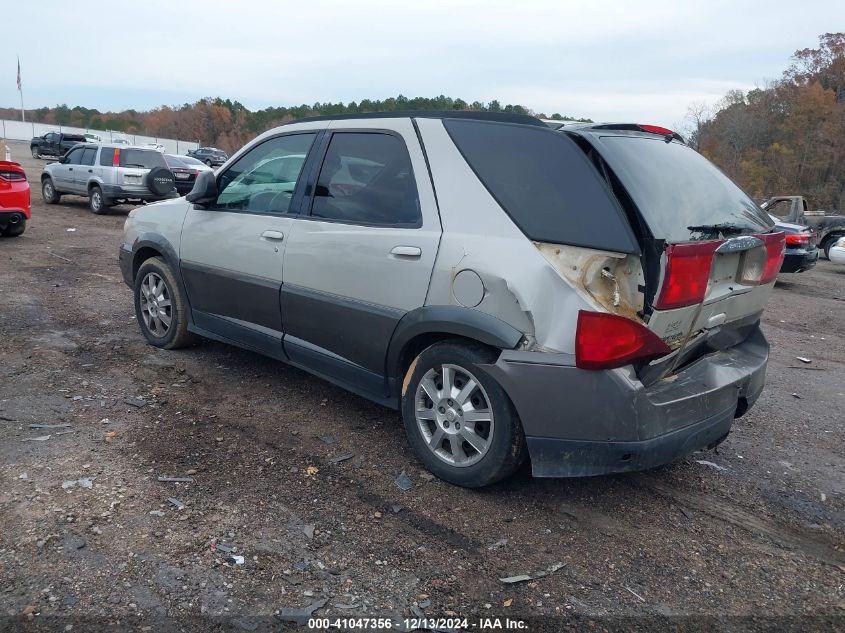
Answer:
483 327 769 477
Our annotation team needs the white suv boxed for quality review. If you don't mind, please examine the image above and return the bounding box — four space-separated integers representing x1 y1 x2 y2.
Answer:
119 112 784 487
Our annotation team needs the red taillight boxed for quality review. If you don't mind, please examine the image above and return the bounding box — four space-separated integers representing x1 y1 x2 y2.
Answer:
575 311 672 370
784 233 809 246
638 124 675 136
758 231 785 284
113 148 121 167
654 240 722 310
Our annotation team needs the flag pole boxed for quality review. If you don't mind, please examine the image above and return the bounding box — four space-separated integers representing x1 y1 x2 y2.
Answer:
17 56 25 123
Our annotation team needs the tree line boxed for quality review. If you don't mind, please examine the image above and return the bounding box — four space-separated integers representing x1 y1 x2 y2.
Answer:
0 95 589 154
689 33 845 210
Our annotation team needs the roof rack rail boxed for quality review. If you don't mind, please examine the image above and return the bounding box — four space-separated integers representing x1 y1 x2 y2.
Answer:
290 110 547 127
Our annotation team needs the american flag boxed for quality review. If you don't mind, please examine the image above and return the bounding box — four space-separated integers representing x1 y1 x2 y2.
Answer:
17 57 21 91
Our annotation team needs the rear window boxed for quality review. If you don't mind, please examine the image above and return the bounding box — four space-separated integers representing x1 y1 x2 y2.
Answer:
591 135 773 243
443 119 638 254
119 149 166 169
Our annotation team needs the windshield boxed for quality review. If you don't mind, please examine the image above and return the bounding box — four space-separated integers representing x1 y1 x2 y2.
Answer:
593 135 773 242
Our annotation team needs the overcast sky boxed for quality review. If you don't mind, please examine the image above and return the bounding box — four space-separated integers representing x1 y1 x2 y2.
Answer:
4 0 844 128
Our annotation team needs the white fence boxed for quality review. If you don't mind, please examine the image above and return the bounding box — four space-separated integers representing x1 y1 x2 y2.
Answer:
0 119 199 155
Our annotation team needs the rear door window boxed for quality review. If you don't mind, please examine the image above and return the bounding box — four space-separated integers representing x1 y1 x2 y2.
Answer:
310 132 421 227
444 119 638 253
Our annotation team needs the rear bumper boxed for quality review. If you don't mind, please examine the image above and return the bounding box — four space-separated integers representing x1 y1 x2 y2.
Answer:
102 184 178 202
484 326 769 477
780 248 818 273
0 208 28 228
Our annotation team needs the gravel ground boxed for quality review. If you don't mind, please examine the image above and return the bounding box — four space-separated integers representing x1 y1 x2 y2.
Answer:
1 143 844 632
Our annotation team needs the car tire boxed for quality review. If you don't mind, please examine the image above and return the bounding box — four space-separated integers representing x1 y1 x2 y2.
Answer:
824 238 841 260
31 147 40 159
205 159 212 167
89 185 109 214
1 218 26 237
401 340 526 488
134 256 195 350
42 178 60 204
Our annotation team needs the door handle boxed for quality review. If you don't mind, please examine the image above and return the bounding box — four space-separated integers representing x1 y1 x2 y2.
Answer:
88 169 93 173
261 230 285 241
390 245 422 258
68 167 73 171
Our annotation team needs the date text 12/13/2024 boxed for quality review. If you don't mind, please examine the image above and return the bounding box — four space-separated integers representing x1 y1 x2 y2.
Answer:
308 617 529 629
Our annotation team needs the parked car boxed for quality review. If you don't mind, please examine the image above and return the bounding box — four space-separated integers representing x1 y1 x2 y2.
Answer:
769 216 818 273
30 132 86 159
187 147 228 167
84 133 102 143
164 154 212 195
119 112 784 487
761 196 845 260
41 144 177 214
829 236 845 265
0 160 30 237
113 137 131 145
143 143 166 153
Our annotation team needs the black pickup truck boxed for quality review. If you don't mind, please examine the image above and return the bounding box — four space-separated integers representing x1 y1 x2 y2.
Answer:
761 196 845 259
30 132 87 159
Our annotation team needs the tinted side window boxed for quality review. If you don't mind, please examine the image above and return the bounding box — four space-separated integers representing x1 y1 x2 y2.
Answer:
80 148 96 166
99 147 116 166
216 133 316 214
311 132 420 227
444 119 638 253
65 147 84 164
120 149 165 169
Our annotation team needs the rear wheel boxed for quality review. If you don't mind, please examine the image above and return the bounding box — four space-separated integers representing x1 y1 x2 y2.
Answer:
401 340 526 487
89 185 109 214
42 178 60 204
134 256 195 349
31 147 39 159
205 159 212 167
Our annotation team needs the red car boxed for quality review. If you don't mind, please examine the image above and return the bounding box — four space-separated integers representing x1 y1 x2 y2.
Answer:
0 160 30 237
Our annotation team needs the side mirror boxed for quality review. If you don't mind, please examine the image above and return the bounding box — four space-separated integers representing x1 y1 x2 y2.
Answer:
186 170 218 206
59 156 68 164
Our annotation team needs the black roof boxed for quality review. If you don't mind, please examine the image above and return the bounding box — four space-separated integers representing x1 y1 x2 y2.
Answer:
290 110 547 127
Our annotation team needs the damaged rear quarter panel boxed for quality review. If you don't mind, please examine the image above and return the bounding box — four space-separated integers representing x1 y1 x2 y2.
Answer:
416 118 637 354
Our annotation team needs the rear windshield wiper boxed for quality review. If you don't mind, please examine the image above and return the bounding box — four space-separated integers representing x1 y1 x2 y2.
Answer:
686 222 750 236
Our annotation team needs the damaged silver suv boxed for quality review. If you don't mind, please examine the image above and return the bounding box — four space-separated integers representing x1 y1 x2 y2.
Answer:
119 112 784 487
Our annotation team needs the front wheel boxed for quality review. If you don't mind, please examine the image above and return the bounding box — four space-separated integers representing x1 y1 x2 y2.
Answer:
42 178 60 204
401 340 526 487
134 257 195 349
89 185 110 214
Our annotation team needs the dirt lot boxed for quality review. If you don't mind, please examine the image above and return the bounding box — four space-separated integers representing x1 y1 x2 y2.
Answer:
1 143 844 632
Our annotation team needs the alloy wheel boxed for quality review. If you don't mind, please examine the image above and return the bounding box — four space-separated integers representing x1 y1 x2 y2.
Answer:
139 272 173 338
414 363 495 467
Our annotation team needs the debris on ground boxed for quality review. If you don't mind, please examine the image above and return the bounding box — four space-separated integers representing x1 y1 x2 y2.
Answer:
66 228 76 232
149 510 165 517
157 476 194 483
28 423 71 429
62 478 94 490
695 460 728 471
796 356 812 363
499 562 564 584
391 504 403 514
625 586 646 602
317 435 336 445
329 453 354 464
394 471 413 491
229 555 245 565
302 524 315 540
487 538 508 550
276 598 329 625
305 466 319 476
125 397 146 408
792 393 803 399
215 543 234 554
167 498 185 510
104 431 118 443
22 435 51 442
